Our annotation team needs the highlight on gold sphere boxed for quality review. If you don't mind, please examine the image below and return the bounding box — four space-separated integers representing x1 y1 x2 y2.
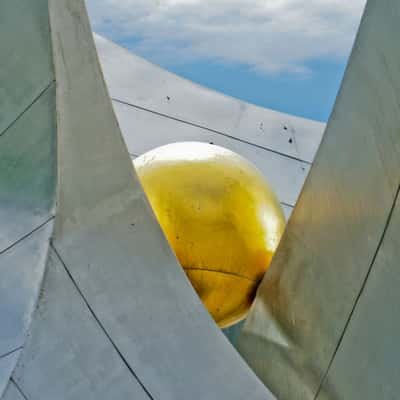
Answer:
133 142 286 328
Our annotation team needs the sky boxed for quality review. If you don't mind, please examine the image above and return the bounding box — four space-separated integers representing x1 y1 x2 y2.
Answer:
87 0 366 122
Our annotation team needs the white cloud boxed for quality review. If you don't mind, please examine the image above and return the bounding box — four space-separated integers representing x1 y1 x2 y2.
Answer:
87 0 366 75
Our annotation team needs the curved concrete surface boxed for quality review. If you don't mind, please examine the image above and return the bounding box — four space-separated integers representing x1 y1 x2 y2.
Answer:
238 1 400 399
0 0 274 398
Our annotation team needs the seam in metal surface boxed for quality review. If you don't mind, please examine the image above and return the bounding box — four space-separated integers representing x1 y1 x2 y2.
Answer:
50 244 154 400
0 217 55 257
0 347 23 361
0 81 55 139
314 182 400 399
112 98 313 165
10 378 29 400
280 201 294 209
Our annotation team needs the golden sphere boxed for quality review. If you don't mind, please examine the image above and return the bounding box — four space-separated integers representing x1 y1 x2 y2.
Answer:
134 142 285 328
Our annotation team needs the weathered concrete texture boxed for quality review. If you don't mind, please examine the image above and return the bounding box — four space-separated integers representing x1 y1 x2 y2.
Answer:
238 0 400 399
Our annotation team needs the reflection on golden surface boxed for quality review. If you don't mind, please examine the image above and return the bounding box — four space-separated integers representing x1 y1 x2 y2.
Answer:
134 142 285 328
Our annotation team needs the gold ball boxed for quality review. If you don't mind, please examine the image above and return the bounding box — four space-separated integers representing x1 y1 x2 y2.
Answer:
134 142 285 328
